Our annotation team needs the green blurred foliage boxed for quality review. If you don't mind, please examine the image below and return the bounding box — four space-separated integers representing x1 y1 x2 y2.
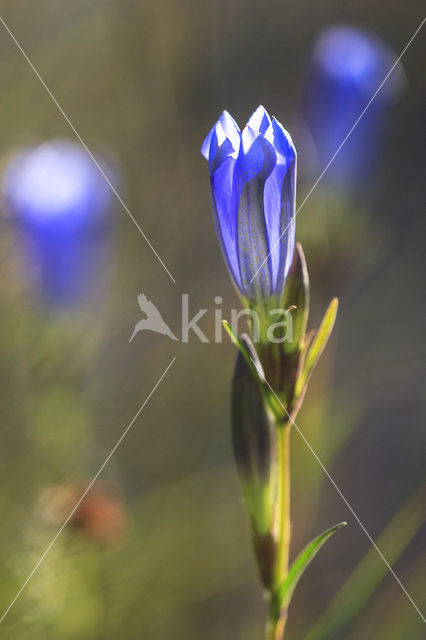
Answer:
0 0 424 638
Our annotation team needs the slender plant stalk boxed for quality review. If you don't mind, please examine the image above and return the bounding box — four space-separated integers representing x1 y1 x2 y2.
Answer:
266 421 291 640
265 611 288 640
276 422 291 585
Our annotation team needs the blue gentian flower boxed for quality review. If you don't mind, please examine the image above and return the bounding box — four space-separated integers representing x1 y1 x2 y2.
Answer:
201 106 296 308
303 25 403 193
3 140 113 308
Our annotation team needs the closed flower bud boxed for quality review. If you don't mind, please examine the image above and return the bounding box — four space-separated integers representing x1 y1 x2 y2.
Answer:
2 140 114 308
201 106 296 313
232 336 278 587
303 25 404 193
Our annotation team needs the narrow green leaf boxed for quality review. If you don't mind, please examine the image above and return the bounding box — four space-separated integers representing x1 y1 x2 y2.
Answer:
296 298 338 396
223 320 284 421
304 297 338 375
222 320 264 381
275 522 347 614
281 242 310 354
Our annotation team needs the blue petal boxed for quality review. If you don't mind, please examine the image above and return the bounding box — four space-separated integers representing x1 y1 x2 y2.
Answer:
239 125 277 182
209 155 242 291
208 122 236 174
263 119 296 292
264 162 296 293
247 105 272 134
266 117 296 168
201 127 214 160
218 110 241 153
236 177 272 300
201 110 240 160
234 128 278 298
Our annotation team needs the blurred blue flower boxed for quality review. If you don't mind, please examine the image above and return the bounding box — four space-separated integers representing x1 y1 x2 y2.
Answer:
303 25 404 193
3 140 113 308
201 106 296 307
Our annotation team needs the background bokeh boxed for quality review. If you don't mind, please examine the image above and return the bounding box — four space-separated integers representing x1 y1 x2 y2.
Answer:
0 1 425 638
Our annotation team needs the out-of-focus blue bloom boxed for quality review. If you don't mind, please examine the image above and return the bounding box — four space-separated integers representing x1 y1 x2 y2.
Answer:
2 140 113 308
303 25 404 193
201 106 296 307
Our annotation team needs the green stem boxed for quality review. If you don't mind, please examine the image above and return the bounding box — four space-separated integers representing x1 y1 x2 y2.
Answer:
265 608 288 640
265 420 291 640
275 421 291 588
